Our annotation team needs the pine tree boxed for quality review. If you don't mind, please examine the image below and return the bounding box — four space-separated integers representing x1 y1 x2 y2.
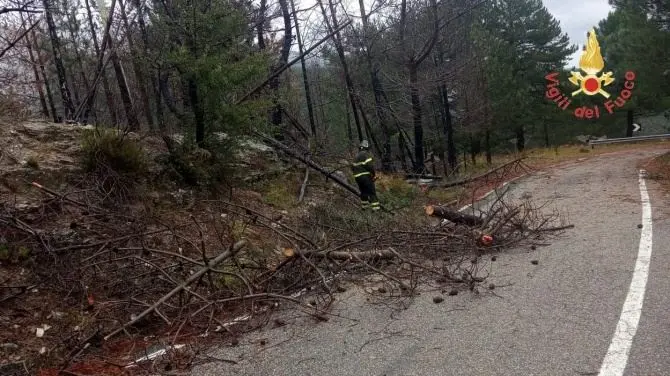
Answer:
473 0 575 150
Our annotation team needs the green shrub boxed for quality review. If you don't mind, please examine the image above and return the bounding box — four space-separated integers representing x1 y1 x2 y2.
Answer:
377 175 418 209
81 129 147 175
158 138 233 189
262 182 296 209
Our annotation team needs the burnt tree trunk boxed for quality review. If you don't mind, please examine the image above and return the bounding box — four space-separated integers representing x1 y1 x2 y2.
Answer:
42 0 75 121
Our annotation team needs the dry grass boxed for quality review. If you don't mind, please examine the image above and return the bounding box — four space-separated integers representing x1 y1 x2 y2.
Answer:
523 140 670 168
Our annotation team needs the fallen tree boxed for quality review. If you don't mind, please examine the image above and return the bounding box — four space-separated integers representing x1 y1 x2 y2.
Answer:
442 158 530 188
0 162 570 374
425 205 484 226
255 132 359 196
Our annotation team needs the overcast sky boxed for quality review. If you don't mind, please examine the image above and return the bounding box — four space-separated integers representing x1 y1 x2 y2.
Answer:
542 0 614 67
292 0 615 68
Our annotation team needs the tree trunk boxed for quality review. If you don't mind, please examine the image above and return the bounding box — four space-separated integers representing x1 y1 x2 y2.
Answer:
155 67 164 127
119 0 154 129
398 133 407 171
109 46 139 131
82 0 117 125
99 0 137 130
439 83 457 172
409 63 425 173
42 0 75 121
24 27 49 118
425 205 484 226
63 5 91 111
256 0 266 49
30 30 58 122
345 85 353 143
288 0 316 137
626 109 634 137
269 0 292 134
515 126 525 152
133 0 160 129
318 0 362 142
485 129 492 164
358 0 392 171
188 77 205 146
470 135 480 165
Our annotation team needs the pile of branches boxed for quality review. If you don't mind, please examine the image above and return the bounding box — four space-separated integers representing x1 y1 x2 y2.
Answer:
0 177 571 373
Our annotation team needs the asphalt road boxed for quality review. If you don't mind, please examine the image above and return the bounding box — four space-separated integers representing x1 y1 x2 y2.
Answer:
191 148 670 376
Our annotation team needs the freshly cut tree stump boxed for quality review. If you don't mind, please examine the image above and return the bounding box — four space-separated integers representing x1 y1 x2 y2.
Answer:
425 205 483 226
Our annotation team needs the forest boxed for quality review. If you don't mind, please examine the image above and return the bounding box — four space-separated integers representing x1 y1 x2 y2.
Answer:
0 0 668 175
2 0 670 373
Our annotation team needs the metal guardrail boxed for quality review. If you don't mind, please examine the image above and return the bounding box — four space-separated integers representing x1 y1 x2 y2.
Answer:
589 133 670 146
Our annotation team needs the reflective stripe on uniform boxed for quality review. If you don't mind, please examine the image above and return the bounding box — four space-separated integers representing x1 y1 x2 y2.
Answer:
371 206 380 211
354 171 371 178
352 158 373 166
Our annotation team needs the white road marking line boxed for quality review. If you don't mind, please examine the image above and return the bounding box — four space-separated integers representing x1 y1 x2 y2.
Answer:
598 169 653 376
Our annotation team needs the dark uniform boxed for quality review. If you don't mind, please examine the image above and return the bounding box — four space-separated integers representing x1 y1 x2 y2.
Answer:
352 149 380 211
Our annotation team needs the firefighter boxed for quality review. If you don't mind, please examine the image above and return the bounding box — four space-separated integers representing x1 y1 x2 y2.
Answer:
351 140 380 211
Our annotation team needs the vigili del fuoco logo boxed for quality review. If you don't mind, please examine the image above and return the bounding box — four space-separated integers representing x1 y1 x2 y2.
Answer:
545 28 635 119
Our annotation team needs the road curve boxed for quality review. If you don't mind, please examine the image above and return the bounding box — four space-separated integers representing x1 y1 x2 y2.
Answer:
191 148 669 376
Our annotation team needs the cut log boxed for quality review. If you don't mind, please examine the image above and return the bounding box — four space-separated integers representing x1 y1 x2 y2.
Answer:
425 205 483 226
295 248 396 261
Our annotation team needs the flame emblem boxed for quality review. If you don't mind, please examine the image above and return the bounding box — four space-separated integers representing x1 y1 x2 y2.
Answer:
569 28 614 98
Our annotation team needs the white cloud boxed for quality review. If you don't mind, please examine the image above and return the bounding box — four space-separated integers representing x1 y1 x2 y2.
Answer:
542 0 614 67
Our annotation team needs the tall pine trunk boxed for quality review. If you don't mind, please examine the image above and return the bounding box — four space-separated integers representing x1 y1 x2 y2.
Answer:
288 0 316 138
318 0 362 142
358 0 392 171
42 0 75 121
24 23 49 118
409 63 425 173
99 0 138 131
30 30 58 122
268 0 291 134
119 0 154 129
83 0 117 125
109 46 139 131
133 0 161 129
